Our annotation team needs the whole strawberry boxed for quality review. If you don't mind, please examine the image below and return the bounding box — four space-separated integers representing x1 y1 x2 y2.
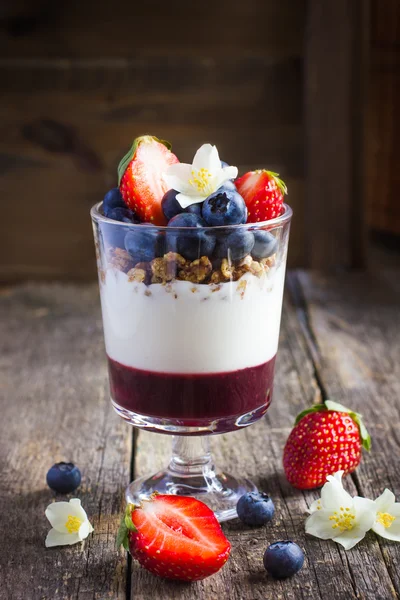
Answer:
235 170 287 222
283 400 371 490
118 135 179 225
117 494 231 581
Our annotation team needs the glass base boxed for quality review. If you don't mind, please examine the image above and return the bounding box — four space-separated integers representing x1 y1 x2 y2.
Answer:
112 398 270 435
126 468 257 523
126 435 257 522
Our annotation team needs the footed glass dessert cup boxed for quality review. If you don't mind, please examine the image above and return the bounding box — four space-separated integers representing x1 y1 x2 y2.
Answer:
91 202 292 521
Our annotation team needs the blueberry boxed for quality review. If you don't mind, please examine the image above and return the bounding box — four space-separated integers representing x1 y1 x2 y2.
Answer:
185 203 202 216
263 541 304 579
46 462 81 494
125 226 163 263
214 229 254 261
103 187 125 216
102 207 138 249
202 190 247 226
107 207 138 223
162 189 183 221
252 230 278 260
101 225 125 250
167 213 215 261
237 492 275 526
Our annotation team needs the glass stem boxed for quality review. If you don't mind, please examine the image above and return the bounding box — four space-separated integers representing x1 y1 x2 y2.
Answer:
169 435 215 477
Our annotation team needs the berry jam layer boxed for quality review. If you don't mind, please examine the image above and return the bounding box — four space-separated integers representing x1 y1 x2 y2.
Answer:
108 356 276 424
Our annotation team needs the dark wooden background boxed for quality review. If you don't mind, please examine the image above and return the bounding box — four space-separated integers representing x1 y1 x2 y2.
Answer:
0 0 398 283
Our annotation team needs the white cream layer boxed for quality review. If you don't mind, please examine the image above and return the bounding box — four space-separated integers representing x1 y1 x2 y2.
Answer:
99 265 286 374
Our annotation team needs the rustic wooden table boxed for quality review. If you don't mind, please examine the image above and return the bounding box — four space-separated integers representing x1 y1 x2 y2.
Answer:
1 269 399 600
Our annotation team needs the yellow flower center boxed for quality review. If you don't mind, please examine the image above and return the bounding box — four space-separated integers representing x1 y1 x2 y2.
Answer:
65 515 82 533
377 511 396 528
329 507 356 531
189 168 213 194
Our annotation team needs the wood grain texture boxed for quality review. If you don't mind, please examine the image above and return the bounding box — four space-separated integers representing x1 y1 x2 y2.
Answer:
0 284 131 600
131 291 397 599
294 269 400 598
2 269 399 599
0 0 304 60
0 56 304 282
367 0 400 235
304 0 369 269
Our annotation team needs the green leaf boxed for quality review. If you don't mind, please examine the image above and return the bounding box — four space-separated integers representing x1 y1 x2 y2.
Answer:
116 504 137 550
117 135 172 185
266 170 288 196
324 400 352 413
116 516 129 550
294 404 326 425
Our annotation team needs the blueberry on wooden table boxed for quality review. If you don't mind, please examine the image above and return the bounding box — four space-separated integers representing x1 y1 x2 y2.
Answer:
263 541 304 579
236 491 275 526
46 462 81 494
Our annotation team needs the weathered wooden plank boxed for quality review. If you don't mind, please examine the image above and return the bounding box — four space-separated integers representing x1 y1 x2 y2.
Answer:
0 56 304 283
131 292 395 599
0 284 131 600
0 0 304 60
294 269 400 597
367 0 400 235
304 0 369 269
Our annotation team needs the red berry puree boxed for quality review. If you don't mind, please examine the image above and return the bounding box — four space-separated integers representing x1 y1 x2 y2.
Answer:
107 356 276 427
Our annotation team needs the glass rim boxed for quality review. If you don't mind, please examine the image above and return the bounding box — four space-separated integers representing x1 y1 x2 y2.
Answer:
90 201 292 231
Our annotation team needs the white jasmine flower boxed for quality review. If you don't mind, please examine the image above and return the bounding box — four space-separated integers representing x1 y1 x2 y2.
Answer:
45 498 94 547
163 143 238 208
372 489 400 541
305 471 376 550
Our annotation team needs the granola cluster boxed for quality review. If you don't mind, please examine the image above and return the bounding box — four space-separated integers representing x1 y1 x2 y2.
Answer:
106 247 276 286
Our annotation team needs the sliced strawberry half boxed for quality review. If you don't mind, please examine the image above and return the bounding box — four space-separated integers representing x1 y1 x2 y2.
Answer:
117 495 231 581
118 135 179 226
235 170 287 223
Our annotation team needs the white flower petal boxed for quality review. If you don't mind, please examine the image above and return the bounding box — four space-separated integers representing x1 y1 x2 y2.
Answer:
78 520 91 541
45 502 74 532
192 144 221 172
222 166 238 181
328 470 345 484
308 499 322 514
373 518 400 541
321 477 353 510
213 167 239 192
175 193 207 209
68 498 88 521
375 489 396 512
305 510 338 539
389 504 400 517
163 164 195 195
353 496 377 530
45 528 81 548
333 529 367 550
45 499 88 533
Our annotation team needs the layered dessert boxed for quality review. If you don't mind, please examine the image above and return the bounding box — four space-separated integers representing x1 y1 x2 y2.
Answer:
92 136 291 433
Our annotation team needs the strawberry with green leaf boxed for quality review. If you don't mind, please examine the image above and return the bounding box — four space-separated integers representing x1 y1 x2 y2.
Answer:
235 170 287 222
117 495 231 581
283 401 371 490
118 135 179 226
